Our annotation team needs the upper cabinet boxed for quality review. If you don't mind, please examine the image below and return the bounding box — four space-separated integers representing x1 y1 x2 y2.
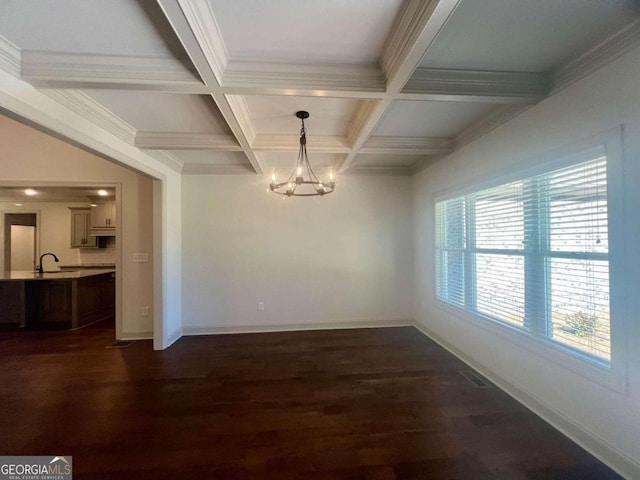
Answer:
70 208 97 248
91 202 116 229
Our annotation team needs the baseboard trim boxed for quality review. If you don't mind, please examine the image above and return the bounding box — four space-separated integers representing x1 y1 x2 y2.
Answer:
119 331 153 341
412 321 639 480
182 319 413 336
165 328 183 348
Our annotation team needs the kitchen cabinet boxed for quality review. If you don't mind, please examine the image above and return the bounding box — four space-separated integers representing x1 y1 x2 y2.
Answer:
70 208 97 248
0 270 116 330
91 202 116 229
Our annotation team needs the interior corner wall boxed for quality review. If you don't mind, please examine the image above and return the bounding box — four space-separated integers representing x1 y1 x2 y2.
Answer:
412 46 640 476
0 114 155 338
181 174 414 333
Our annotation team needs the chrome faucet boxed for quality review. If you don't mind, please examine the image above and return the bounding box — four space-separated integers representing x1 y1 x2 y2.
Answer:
36 253 59 274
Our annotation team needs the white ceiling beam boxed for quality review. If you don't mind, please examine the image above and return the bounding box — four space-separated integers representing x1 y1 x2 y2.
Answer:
338 0 461 173
252 134 351 154
135 132 242 150
175 0 228 84
0 35 20 78
400 68 549 103
20 51 209 93
157 0 266 173
222 61 385 98
361 136 452 155
182 163 255 175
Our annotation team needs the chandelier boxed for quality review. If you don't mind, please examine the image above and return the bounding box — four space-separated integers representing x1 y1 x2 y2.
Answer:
269 111 335 197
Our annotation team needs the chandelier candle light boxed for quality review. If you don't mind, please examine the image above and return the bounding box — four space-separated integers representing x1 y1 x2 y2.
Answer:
269 111 336 197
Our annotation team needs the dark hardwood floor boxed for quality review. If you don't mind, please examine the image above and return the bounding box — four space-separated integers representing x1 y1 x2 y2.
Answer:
0 322 621 479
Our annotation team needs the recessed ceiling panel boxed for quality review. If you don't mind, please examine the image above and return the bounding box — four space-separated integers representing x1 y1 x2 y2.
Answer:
0 0 188 58
420 0 640 72
353 154 425 167
170 151 248 165
244 96 360 136
84 91 232 134
262 152 344 169
374 101 495 138
211 0 403 64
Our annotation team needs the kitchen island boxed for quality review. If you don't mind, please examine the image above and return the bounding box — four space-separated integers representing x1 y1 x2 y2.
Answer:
0 269 115 330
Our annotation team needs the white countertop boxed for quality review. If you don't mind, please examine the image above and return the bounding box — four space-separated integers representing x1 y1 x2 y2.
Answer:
0 269 115 281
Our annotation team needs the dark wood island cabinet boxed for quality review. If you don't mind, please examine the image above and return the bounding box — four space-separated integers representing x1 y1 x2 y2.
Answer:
0 270 115 330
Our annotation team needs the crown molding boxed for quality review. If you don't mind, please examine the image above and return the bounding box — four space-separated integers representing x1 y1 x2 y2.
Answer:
135 132 242 150
361 136 452 155
43 90 137 144
552 18 640 95
181 163 255 174
176 0 229 84
144 151 184 173
20 51 206 92
402 68 549 103
347 100 381 147
225 94 256 145
344 165 412 176
381 0 460 86
252 134 351 153
454 104 531 150
223 61 385 96
0 34 20 77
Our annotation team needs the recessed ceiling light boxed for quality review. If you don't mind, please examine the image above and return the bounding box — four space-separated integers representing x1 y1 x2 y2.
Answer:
14 203 23 206
90 203 98 207
97 189 109 196
24 188 37 196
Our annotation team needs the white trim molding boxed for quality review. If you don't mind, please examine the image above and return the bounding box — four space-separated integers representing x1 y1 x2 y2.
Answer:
253 134 351 153
182 318 413 336
225 94 257 145
0 34 20 77
135 131 242 150
43 89 137 145
454 104 532 150
361 136 452 155
552 18 640 95
223 61 385 96
176 0 229 84
402 68 549 104
181 163 254 174
21 51 206 92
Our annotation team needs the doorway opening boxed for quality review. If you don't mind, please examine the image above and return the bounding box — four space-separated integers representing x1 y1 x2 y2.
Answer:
4 213 38 271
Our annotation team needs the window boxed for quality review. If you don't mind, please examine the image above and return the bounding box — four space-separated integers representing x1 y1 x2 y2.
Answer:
436 148 610 364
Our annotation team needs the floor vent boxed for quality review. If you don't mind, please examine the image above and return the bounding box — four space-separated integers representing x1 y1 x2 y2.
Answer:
106 340 135 349
459 369 492 388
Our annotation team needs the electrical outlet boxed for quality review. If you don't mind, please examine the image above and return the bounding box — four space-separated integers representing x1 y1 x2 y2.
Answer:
257 302 265 311
141 306 150 316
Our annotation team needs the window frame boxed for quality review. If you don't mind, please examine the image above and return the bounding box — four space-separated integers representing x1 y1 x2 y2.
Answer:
432 130 627 392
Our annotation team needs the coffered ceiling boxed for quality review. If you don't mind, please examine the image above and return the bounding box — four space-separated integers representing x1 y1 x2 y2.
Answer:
0 0 638 176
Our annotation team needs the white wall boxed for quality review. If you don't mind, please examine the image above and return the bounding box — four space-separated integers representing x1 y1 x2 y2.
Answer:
413 47 640 476
182 174 414 333
0 115 155 339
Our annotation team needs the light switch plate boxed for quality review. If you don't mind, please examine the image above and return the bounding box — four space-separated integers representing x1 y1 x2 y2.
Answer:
133 253 149 263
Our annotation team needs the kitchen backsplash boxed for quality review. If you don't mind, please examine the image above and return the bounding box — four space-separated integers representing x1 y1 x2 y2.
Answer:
78 238 116 264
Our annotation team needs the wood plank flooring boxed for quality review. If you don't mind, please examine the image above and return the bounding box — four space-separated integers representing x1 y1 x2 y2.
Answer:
0 322 622 479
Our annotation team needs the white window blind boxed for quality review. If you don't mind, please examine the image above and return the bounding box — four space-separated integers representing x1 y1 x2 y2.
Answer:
435 149 610 363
